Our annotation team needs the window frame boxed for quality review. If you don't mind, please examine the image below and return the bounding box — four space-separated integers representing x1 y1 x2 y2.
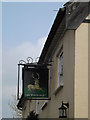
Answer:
57 48 63 88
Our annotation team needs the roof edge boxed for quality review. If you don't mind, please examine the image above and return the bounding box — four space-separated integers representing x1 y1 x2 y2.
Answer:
38 7 66 64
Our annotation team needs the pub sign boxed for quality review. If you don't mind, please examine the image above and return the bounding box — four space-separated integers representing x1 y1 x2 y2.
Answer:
22 67 49 99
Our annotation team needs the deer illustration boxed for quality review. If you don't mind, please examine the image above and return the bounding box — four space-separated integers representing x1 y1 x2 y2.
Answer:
27 72 43 92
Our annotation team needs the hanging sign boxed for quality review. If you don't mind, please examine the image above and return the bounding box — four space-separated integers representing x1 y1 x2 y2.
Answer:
22 67 49 99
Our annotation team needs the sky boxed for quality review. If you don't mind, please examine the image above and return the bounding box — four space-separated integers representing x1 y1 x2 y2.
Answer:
1 2 66 118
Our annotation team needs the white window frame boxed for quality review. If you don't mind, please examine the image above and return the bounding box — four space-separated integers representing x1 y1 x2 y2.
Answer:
57 49 63 88
36 100 39 114
30 100 32 112
23 106 27 118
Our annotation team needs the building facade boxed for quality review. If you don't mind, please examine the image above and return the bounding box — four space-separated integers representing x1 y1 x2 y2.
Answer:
17 1 90 119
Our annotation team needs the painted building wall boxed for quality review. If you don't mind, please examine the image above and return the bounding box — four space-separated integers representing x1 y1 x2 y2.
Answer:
89 15 90 120
74 22 88 118
38 30 75 118
22 18 89 119
22 30 75 118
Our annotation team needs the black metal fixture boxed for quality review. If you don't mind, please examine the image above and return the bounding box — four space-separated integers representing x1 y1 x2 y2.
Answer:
58 101 69 118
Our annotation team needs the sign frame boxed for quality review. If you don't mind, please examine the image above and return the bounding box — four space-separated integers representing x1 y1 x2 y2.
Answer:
17 62 50 100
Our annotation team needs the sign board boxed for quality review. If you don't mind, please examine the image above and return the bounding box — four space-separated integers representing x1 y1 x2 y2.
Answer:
22 67 49 99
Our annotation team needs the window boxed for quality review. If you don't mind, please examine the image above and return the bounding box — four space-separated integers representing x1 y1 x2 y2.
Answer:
57 49 63 87
30 101 32 112
36 100 39 114
23 106 27 118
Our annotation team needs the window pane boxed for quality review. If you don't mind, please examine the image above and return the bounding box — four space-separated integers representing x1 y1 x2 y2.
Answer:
57 49 63 87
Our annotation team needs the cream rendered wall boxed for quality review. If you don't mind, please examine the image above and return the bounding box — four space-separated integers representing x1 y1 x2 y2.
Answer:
38 30 75 118
89 22 90 120
22 22 89 118
87 14 90 120
74 23 88 118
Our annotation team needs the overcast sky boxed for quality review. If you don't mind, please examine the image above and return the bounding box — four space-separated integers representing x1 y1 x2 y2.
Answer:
1 2 66 118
